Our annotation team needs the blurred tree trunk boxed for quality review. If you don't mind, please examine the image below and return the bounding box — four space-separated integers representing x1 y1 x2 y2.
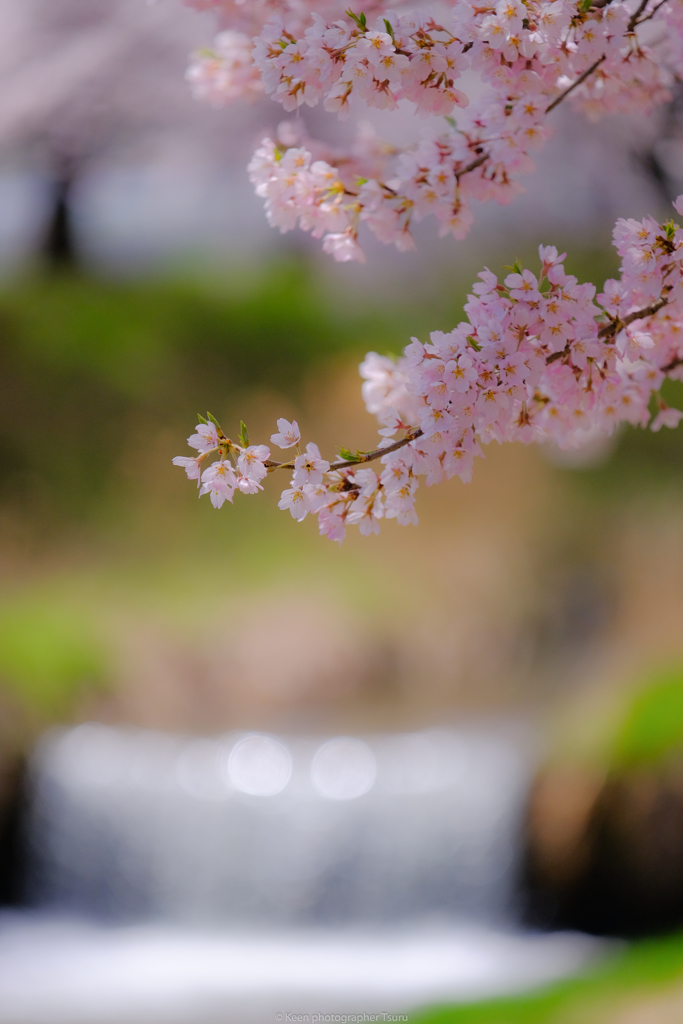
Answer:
42 167 78 270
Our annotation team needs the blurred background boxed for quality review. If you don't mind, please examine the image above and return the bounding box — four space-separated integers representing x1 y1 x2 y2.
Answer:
2 0 683 1022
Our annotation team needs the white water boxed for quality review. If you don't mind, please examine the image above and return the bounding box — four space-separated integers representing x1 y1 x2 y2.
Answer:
0 724 605 1023
0 914 602 1024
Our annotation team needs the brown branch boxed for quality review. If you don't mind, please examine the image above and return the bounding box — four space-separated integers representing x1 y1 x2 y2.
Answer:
265 429 424 473
628 0 651 30
458 55 607 181
546 55 607 113
598 294 669 338
632 0 669 27
330 428 424 468
544 296 669 365
456 152 488 179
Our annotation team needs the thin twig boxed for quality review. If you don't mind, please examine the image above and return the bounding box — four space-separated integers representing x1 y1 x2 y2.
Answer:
628 0 651 31
330 429 424 469
460 55 607 182
265 429 424 473
456 152 488 179
546 55 607 113
632 0 668 28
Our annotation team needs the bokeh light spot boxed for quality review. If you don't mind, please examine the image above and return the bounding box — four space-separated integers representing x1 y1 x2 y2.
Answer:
311 737 376 800
227 734 292 796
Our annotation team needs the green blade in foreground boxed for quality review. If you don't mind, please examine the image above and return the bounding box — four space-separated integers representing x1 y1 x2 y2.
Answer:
413 931 683 1023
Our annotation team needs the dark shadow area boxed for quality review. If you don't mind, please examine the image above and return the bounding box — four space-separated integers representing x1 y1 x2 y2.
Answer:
0 756 28 907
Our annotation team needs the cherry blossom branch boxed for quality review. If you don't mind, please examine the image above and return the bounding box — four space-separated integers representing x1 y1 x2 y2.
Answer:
633 0 670 28
545 56 607 114
175 201 683 542
460 55 609 190
264 428 425 472
460 51 609 193
271 293 673 469
189 0 681 262
546 295 670 363
455 152 488 179
598 294 670 338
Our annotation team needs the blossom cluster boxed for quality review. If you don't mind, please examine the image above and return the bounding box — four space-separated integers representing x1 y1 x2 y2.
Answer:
174 201 683 543
186 0 681 260
187 32 264 105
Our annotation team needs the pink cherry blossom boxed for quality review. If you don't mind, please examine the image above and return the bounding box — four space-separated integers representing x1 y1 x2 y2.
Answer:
271 418 301 448
651 406 683 432
176 178 683 536
186 0 681 261
318 506 346 544
505 269 542 303
186 32 263 106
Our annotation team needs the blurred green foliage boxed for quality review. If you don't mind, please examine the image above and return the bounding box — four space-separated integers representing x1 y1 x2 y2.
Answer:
611 665 683 767
0 597 107 717
414 930 683 1023
0 261 372 521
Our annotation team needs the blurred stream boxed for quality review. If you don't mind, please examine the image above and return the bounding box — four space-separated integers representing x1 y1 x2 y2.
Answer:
0 724 604 1023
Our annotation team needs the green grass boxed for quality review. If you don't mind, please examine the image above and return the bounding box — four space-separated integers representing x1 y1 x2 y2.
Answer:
0 595 108 717
611 665 683 767
413 931 683 1022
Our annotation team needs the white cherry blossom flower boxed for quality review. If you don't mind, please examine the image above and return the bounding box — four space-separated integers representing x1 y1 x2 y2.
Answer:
293 443 330 485
172 456 202 482
304 482 330 512
187 422 218 453
237 445 270 483
322 232 366 263
199 460 237 508
278 484 310 520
